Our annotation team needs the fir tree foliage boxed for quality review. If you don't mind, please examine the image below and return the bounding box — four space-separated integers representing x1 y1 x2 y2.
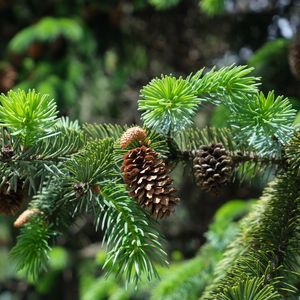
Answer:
187 65 259 103
285 130 300 171
64 138 115 213
201 173 300 299
139 66 295 155
138 75 200 135
1 64 299 293
231 91 296 155
98 183 167 285
10 217 52 280
0 89 58 145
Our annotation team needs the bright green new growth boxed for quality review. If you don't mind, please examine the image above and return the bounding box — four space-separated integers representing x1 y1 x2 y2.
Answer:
2 65 299 296
139 75 199 134
187 65 259 102
0 89 58 145
232 91 296 155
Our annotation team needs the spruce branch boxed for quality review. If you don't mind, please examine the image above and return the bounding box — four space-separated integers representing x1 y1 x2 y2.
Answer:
285 130 300 171
201 172 300 299
138 75 200 135
174 126 284 181
230 91 296 155
187 65 259 105
2 63 298 290
64 138 116 213
0 89 58 146
221 277 281 300
97 182 167 285
10 217 52 280
83 123 127 140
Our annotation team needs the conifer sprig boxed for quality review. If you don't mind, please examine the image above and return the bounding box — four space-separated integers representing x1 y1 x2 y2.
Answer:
231 91 296 155
138 75 199 135
0 89 58 145
10 217 52 280
98 182 167 285
138 66 260 137
187 65 259 105
201 172 300 299
65 138 116 213
285 130 300 170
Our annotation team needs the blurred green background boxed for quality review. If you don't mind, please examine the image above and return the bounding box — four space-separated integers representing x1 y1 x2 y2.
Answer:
0 0 300 299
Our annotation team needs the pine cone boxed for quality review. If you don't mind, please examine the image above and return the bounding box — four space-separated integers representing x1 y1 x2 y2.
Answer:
193 143 233 192
120 127 147 149
289 38 300 80
0 180 25 215
121 146 179 218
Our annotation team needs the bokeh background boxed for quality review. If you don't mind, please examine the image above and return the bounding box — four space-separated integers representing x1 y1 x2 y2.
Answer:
0 0 300 299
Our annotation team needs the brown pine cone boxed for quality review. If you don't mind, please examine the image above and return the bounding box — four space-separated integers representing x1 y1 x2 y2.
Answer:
0 180 25 215
193 143 233 192
121 146 180 218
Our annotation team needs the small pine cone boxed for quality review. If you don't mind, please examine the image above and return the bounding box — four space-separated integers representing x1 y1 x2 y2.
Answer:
121 146 180 218
193 143 233 192
0 181 25 216
289 38 300 80
120 127 147 149
14 208 41 228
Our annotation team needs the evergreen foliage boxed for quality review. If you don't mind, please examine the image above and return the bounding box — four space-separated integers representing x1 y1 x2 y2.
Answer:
0 89 57 145
10 217 52 280
139 75 199 135
286 130 300 170
201 172 300 299
231 91 296 155
98 183 166 284
1 64 299 297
